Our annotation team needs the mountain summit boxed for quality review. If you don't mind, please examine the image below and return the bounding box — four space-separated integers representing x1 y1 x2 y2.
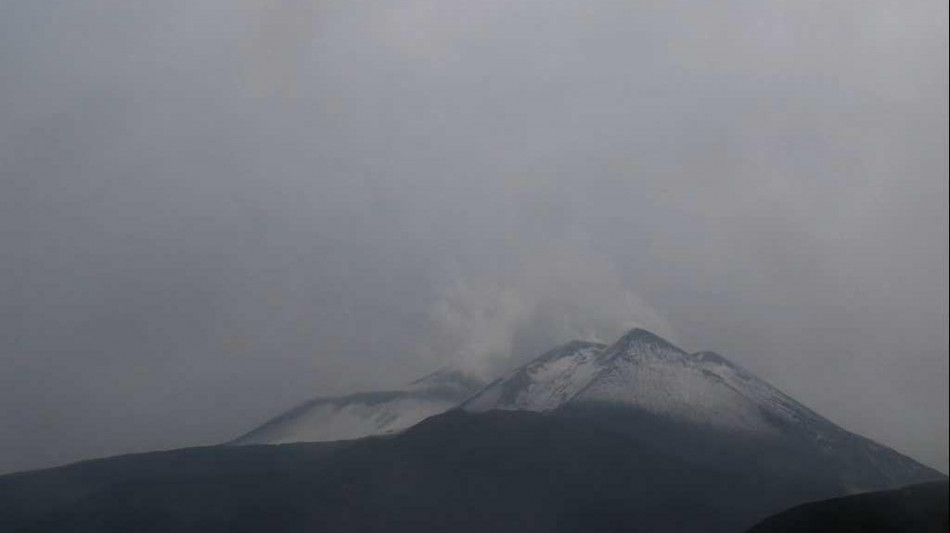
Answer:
231 327 939 492
464 327 939 490
465 327 814 436
4 327 943 533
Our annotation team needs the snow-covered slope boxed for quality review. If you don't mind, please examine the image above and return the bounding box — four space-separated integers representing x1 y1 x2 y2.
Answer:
462 340 607 413
462 328 940 489
463 329 828 436
571 329 832 435
231 368 484 445
231 327 940 490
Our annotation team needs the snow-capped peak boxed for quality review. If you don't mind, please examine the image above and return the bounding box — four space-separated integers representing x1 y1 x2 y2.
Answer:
231 326 941 492
611 327 683 353
463 327 833 437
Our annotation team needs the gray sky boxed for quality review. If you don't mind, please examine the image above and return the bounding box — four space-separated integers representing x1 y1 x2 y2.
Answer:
1 0 947 474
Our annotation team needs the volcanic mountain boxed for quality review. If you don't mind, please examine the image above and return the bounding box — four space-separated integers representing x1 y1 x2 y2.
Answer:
1 327 944 532
465 329 829 432
463 329 939 490
231 327 938 492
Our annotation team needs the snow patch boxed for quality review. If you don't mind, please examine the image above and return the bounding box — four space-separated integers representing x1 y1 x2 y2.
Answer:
239 395 457 444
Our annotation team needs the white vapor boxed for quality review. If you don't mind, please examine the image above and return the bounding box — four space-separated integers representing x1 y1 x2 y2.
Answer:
421 235 677 379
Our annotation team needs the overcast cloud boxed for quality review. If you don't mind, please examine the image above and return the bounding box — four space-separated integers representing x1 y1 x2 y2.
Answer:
1 0 947 474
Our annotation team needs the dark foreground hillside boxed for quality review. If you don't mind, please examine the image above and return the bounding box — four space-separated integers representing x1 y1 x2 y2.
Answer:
0 410 941 533
746 480 948 533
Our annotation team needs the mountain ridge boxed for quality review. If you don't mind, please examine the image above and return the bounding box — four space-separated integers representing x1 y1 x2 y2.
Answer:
461 327 940 491
229 369 485 445
2 326 944 532
230 326 941 492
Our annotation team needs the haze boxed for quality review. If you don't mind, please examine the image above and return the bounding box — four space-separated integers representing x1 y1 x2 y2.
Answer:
1 0 946 475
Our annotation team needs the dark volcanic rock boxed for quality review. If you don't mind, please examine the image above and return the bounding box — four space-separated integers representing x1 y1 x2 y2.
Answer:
0 409 884 533
745 480 949 533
